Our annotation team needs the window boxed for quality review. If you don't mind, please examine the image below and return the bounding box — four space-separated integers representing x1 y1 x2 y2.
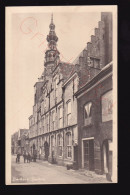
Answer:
42 117 44 133
41 101 44 115
57 134 63 156
73 78 78 93
39 121 41 135
84 102 92 126
55 78 58 100
66 133 72 158
102 90 113 122
59 106 63 128
94 58 100 68
46 114 49 132
38 111 41 122
67 101 71 126
88 57 100 69
52 111 55 130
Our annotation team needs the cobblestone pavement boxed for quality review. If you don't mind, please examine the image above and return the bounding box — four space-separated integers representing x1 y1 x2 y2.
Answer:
11 155 110 184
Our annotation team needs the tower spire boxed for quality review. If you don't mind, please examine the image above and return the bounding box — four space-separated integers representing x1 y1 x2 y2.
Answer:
44 13 60 70
51 13 53 24
47 13 58 50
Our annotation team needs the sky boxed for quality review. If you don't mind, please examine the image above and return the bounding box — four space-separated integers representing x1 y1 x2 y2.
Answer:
6 6 114 135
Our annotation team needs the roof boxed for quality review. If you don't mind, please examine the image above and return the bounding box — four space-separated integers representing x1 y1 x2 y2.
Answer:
59 62 75 81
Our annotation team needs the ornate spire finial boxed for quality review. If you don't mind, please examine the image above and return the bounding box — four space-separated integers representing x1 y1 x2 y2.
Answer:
51 13 53 24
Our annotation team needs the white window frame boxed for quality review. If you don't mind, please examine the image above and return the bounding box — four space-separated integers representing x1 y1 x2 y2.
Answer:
54 77 58 99
66 132 72 159
67 100 71 126
58 106 63 129
46 114 49 132
52 110 55 131
42 117 44 134
57 134 63 157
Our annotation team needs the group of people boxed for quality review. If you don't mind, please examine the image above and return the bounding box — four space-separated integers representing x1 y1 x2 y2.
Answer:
23 151 32 163
16 150 37 163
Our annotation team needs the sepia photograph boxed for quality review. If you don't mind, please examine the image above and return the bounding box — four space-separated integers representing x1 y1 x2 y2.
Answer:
6 5 117 184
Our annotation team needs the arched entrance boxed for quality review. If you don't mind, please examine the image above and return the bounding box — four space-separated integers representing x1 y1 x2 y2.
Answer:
44 141 49 160
32 143 35 155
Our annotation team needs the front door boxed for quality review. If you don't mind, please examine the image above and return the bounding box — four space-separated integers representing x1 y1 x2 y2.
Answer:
74 145 78 169
44 141 49 160
83 139 94 171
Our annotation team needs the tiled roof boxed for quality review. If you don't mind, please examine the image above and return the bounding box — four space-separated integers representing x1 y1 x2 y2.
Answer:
59 62 75 82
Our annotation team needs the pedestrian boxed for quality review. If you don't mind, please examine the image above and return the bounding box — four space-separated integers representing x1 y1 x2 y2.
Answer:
30 153 32 162
23 150 27 163
39 147 41 160
16 155 18 163
17 152 20 163
27 152 31 163
33 150 37 162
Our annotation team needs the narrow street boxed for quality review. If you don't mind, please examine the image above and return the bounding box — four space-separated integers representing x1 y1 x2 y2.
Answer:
11 155 109 184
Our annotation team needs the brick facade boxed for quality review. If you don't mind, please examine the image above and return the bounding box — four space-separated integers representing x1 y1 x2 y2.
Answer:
74 12 113 178
76 65 112 175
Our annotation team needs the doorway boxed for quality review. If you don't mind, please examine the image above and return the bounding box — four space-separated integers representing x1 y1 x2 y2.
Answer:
44 141 49 160
74 145 78 169
83 139 94 171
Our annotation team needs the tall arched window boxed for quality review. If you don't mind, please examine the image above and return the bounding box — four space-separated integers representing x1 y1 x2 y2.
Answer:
58 106 63 128
66 132 72 158
46 114 49 132
67 100 71 126
57 134 63 156
52 110 55 131
54 77 58 101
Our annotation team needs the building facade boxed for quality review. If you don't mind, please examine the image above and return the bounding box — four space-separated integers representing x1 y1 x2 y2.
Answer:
28 12 113 169
11 132 18 154
75 62 113 175
17 129 29 155
75 12 113 180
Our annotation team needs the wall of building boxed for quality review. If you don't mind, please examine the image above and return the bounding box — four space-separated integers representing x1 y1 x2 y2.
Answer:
64 80 78 127
77 74 112 174
27 12 113 170
11 132 18 154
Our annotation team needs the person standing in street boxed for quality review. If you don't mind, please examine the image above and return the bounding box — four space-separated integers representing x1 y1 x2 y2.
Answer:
23 150 27 163
27 152 31 163
17 152 20 163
